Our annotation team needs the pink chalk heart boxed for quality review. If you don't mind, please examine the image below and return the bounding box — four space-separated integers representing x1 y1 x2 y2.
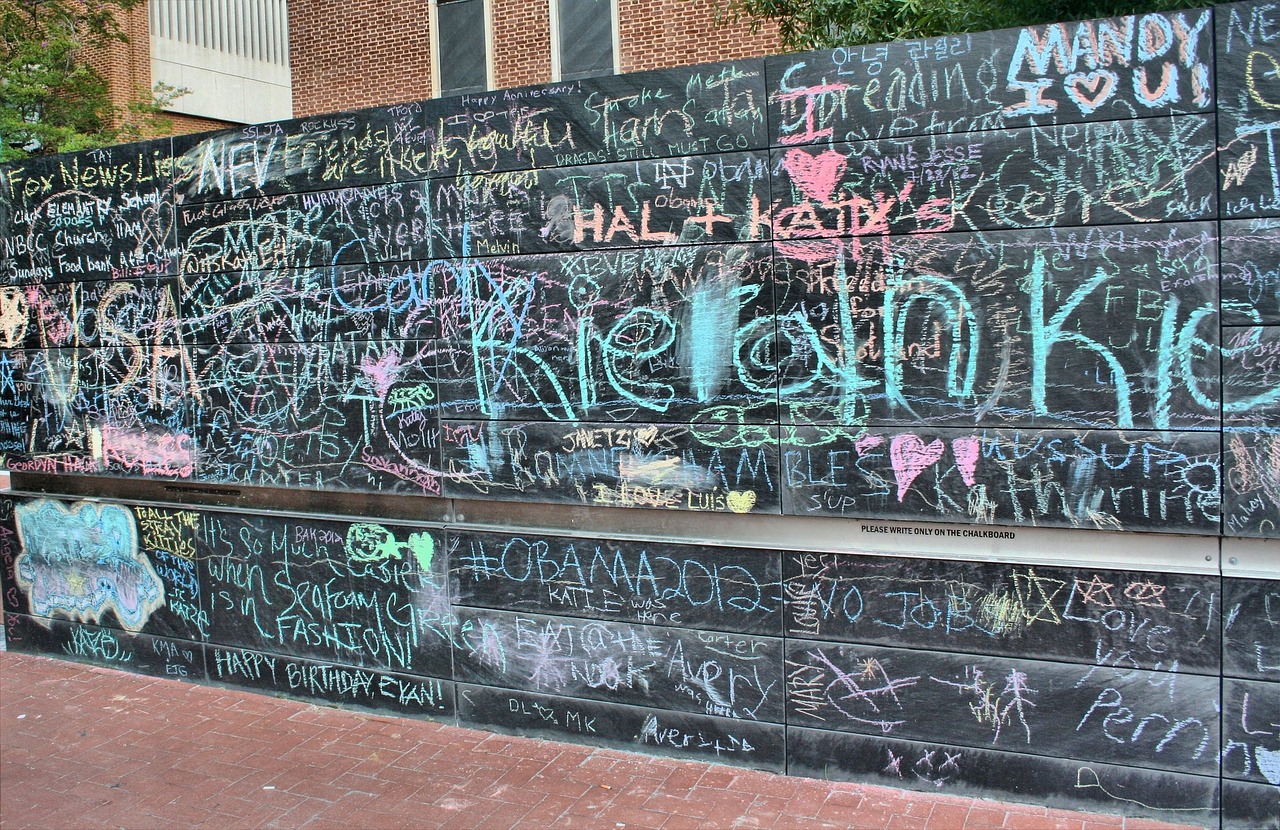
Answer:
889 433 945 502
360 349 404 400
783 148 847 203
952 436 980 487
1065 70 1118 115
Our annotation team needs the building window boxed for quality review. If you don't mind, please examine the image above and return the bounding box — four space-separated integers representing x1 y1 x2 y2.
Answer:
435 0 488 97
552 0 616 82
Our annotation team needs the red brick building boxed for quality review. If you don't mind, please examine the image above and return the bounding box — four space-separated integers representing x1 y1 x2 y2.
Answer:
98 0 781 134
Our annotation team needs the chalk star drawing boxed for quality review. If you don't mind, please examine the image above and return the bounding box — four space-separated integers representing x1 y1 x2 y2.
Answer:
1075 575 1116 607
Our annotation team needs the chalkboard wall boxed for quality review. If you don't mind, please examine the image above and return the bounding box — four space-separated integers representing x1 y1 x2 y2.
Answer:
2 0 1278 540
2 1 1279 825
3 492 1277 825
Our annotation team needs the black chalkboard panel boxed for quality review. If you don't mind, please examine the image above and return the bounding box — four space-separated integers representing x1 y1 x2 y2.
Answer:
1222 676 1280 788
786 639 1219 774
773 222 1220 430
0 140 178 284
1223 777 1280 829
432 243 778 424
1224 577 1280 680
786 725 1220 817
199 511 452 676
6 498 200 640
200 510 362 663
181 263 439 346
0 497 24 617
27 343 197 480
1224 326 1280 426
453 607 784 723
1224 467 1278 541
1224 428 1280 537
1218 0 1280 219
176 181 445 274
11 350 186 479
1223 326 1280 535
125 502 207 641
343 521 456 677
448 151 770 257
193 340 442 495
8 348 94 472
43 353 195 482
84 338 196 452
784 552 1220 673
457 682 785 771
1221 217 1280 324
440 419 780 513
206 645 454 718
4 344 196 479
172 105 437 203
766 9 1214 146
450 529 782 634
4 613 206 681
781 425 1222 533
0 348 33 461
6 277 183 352
770 117 1215 239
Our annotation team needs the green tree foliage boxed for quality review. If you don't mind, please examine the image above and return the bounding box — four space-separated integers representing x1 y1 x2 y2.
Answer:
718 0 1199 51
1 0 183 161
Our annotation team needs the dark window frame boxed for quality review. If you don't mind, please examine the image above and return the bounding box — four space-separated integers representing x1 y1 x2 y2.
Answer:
554 0 615 82
436 0 488 98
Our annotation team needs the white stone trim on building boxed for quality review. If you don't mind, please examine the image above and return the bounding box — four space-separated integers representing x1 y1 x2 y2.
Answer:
150 0 292 124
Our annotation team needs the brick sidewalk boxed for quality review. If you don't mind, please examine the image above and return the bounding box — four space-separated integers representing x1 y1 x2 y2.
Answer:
0 651 1205 830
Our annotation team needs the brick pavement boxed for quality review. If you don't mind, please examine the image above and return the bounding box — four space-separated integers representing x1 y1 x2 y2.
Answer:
0 651 1207 830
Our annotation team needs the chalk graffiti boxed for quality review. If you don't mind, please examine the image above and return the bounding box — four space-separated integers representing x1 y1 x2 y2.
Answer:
453 531 781 631
1004 12 1212 117
13 499 163 630
3 3 1278 808
788 639 1219 774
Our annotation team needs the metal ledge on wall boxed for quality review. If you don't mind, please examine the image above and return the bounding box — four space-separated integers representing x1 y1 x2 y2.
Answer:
9 473 1221 576
1222 536 1280 579
448 497 1222 576
8 473 453 524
